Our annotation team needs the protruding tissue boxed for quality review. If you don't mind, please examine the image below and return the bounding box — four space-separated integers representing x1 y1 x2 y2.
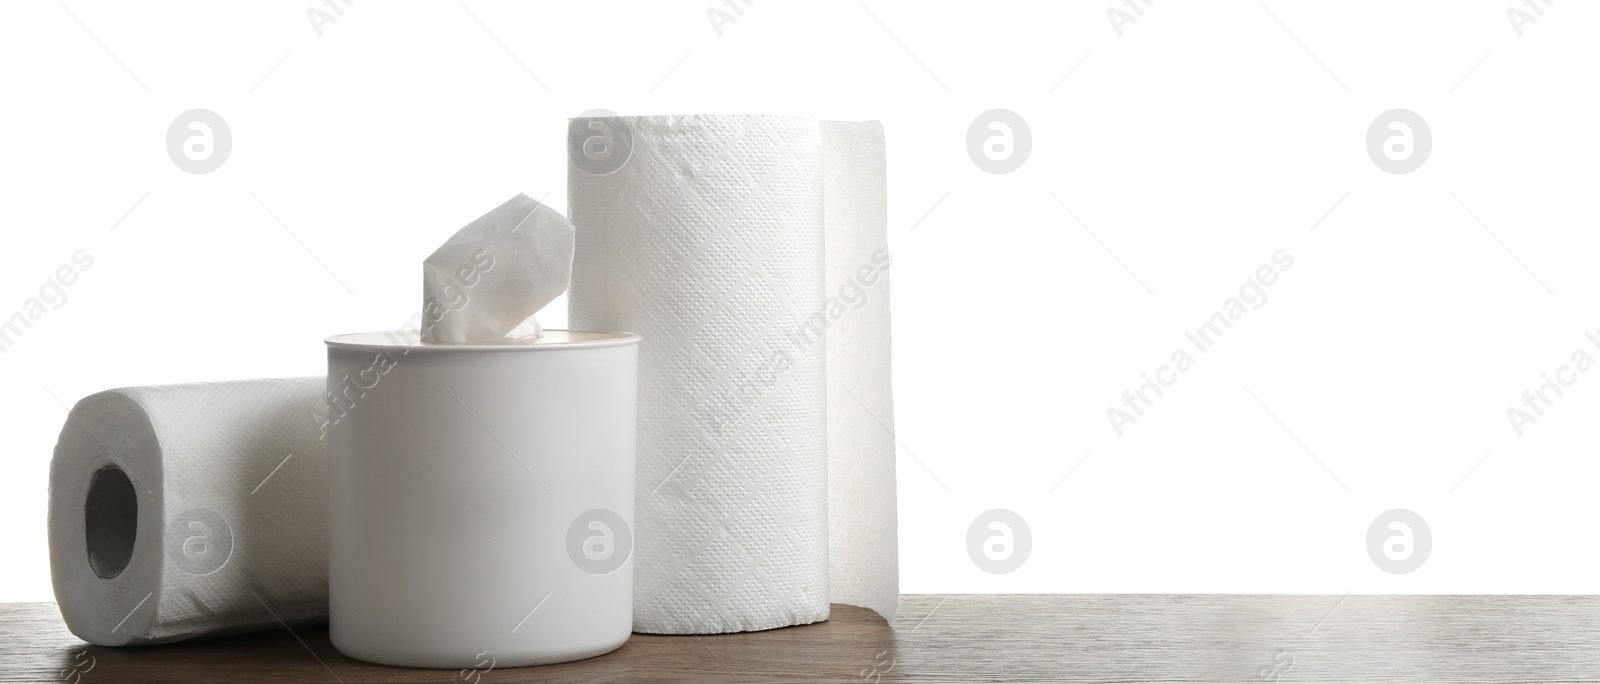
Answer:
422 194 575 343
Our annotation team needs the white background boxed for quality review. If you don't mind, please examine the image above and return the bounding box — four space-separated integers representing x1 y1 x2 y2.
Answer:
2 0 1597 602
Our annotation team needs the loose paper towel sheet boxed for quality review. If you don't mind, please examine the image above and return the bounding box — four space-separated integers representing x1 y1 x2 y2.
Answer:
568 115 898 634
49 378 328 645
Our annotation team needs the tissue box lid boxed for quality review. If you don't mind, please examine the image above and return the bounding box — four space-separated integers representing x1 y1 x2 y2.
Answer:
325 329 639 352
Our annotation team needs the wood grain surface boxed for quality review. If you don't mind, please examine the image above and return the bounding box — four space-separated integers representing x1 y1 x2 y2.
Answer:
6 595 1600 682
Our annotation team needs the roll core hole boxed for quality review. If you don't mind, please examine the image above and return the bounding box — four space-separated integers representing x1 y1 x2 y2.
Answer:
85 464 137 579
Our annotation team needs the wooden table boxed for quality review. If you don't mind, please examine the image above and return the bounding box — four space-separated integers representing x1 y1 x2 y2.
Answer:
6 595 1600 682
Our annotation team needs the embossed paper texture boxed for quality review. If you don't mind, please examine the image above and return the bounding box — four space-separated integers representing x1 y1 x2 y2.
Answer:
568 115 898 634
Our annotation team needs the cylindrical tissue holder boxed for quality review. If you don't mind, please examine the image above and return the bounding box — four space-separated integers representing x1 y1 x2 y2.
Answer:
325 330 638 669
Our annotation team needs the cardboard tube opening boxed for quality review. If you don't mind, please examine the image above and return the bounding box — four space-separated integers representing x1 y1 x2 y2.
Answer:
85 464 137 579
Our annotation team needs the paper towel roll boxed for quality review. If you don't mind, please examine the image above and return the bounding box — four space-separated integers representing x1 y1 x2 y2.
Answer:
568 114 898 634
49 378 329 646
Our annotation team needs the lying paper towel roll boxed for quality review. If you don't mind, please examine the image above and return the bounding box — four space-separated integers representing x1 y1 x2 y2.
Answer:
568 114 899 634
49 378 329 646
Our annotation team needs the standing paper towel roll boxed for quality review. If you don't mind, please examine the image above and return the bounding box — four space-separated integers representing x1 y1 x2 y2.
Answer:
568 114 899 634
48 378 329 646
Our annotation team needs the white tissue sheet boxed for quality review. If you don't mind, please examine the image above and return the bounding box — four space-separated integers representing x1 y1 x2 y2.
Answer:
48 378 329 646
421 193 575 343
568 115 898 634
